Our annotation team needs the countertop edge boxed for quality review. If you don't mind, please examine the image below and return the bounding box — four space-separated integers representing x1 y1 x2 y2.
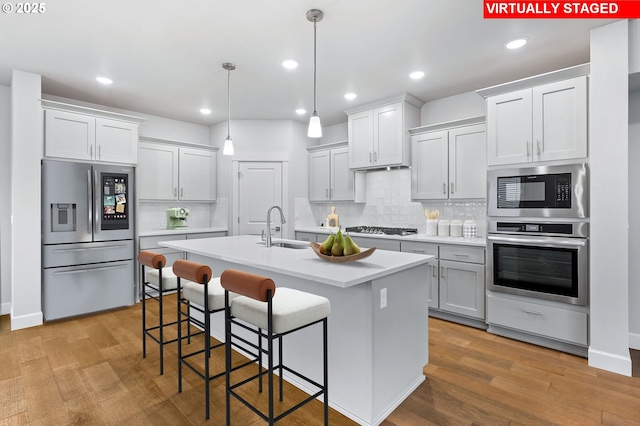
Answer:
139 227 228 237
295 227 486 247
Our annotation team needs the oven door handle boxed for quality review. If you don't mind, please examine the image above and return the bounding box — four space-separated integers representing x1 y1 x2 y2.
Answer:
487 234 586 248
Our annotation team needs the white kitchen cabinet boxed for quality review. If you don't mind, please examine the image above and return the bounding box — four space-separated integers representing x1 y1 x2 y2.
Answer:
308 142 365 202
484 74 587 166
43 102 143 164
294 232 317 242
411 119 486 200
439 260 485 320
346 94 422 170
401 241 486 324
137 138 218 202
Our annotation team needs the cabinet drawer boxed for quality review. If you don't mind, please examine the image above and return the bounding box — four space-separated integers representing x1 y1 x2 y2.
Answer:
351 237 400 252
401 241 438 257
295 232 317 242
440 245 484 264
487 294 588 346
186 232 226 239
139 234 186 249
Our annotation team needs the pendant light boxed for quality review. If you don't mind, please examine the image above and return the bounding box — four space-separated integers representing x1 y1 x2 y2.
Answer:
222 62 236 155
307 9 323 138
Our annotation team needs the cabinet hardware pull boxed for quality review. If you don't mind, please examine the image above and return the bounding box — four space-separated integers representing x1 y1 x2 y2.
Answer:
450 182 454 194
90 145 93 158
180 188 184 197
374 152 377 162
441 266 445 278
522 309 543 316
411 249 425 254
369 152 372 163
174 188 177 197
330 188 333 198
526 142 530 157
537 139 541 156
432 265 437 277
326 188 328 198
443 183 446 194
453 253 469 257
99 145 101 159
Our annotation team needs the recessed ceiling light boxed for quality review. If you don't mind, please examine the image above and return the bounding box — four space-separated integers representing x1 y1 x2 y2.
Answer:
344 93 357 101
282 59 299 69
505 37 528 49
409 70 426 80
96 76 113 85
200 108 212 115
296 108 307 115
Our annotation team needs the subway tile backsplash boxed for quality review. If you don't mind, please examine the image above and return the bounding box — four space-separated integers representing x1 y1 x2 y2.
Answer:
296 168 487 236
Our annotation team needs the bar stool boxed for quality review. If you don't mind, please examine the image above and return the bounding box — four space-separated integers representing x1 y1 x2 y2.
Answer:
138 250 179 375
221 269 330 425
173 260 254 420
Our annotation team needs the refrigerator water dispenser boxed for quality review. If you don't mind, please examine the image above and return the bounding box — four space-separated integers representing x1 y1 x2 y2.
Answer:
51 203 76 232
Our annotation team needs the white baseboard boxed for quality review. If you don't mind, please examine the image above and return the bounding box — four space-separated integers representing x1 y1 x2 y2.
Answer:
10 310 43 330
1 302 10 316
629 332 640 350
588 347 632 376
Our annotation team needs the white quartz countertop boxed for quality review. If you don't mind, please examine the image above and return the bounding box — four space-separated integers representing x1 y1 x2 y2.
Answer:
295 227 486 247
159 235 432 288
139 227 227 237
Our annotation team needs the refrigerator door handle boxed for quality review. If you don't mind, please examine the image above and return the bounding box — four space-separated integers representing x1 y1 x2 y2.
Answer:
94 170 100 234
87 169 93 234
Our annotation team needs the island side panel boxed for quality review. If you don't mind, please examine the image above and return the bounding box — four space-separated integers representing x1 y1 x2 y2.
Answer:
188 254 378 425
371 263 430 423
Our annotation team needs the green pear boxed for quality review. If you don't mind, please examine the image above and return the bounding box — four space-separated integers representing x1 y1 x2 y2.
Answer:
331 229 345 256
320 232 334 255
344 234 360 256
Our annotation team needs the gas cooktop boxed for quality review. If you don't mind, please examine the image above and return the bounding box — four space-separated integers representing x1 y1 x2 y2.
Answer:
344 226 418 236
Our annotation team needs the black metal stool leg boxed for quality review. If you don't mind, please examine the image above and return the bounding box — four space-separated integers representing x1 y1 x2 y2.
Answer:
141 264 147 359
324 318 329 426
177 276 183 393
279 335 283 402
158 266 164 375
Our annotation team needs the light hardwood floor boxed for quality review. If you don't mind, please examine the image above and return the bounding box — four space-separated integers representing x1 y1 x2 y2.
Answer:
1 298 640 425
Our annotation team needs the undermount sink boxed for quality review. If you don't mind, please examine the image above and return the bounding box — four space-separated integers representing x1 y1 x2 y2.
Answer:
256 239 309 249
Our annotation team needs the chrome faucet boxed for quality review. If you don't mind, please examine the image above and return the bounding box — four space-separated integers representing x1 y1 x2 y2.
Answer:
265 205 286 247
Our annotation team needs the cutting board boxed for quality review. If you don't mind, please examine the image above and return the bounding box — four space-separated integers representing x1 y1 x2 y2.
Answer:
327 206 339 228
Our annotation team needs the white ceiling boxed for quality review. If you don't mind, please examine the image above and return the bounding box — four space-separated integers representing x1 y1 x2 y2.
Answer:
0 1 616 127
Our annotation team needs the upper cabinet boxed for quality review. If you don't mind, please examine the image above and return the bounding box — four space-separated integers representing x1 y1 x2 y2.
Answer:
308 142 365 202
137 138 218 202
345 93 423 170
478 65 588 166
410 118 486 200
42 100 144 165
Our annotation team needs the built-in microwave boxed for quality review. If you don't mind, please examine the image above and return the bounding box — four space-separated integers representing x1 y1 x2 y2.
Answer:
487 163 588 218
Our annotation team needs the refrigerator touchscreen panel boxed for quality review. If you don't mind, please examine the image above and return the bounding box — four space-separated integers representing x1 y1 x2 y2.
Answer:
102 173 129 231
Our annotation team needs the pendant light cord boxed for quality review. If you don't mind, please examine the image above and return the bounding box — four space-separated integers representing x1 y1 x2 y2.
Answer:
313 18 317 114
227 68 231 138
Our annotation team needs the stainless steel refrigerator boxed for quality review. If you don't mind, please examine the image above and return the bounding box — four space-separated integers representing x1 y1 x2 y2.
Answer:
42 159 135 320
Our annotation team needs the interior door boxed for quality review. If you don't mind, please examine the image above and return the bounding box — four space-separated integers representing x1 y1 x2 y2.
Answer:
238 162 283 236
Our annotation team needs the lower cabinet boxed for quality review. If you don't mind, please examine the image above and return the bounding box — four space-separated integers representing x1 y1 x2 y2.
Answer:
401 241 486 325
295 231 318 242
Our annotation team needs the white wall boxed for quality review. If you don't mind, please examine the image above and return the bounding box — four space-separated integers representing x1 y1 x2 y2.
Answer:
210 119 317 236
10 70 43 329
321 121 348 144
0 85 11 315
589 21 631 376
420 91 486 125
629 89 640 348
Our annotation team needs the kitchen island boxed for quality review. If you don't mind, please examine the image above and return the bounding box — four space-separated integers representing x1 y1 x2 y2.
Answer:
159 235 432 426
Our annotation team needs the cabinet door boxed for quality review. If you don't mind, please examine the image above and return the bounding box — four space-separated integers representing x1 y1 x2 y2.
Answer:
137 142 179 200
486 89 533 166
439 260 485 319
427 258 439 309
533 76 587 162
373 102 404 166
95 118 138 164
348 109 374 168
448 124 487 199
44 110 95 161
330 147 355 201
179 147 217 201
309 151 330 202
411 130 448 200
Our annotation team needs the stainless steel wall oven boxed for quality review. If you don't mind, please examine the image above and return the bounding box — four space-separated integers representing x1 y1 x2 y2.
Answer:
487 220 588 305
